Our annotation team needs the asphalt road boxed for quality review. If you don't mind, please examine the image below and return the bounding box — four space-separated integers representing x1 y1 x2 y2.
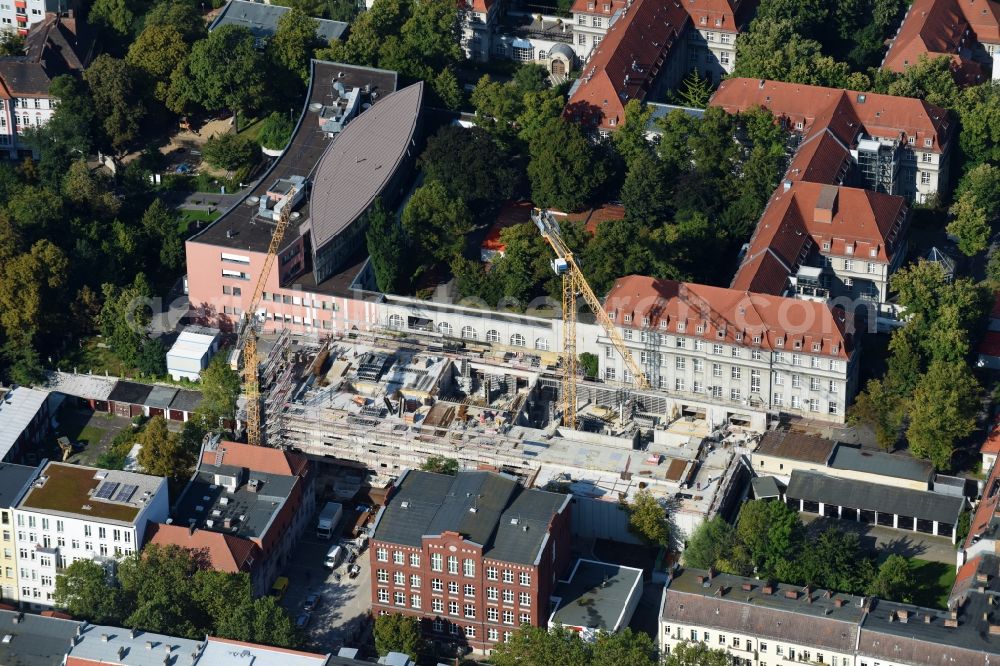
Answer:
282 533 372 653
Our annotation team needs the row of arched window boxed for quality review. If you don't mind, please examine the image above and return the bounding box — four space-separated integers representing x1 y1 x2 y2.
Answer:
386 315 550 350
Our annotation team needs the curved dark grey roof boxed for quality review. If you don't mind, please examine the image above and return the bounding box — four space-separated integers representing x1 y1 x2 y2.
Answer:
549 42 575 61
309 82 423 249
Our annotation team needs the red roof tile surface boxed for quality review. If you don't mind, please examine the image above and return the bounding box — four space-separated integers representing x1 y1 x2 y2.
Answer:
731 182 908 295
571 0 627 16
978 330 1000 358
201 440 308 477
482 201 533 255
710 78 952 153
981 428 1000 455
604 275 854 357
966 454 1000 549
147 523 259 574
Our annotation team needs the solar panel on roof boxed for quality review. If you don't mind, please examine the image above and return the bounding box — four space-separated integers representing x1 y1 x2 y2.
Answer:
114 484 138 503
94 481 120 500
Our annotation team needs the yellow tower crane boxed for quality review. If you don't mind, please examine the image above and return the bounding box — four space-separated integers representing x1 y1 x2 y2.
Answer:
532 209 650 430
238 187 297 447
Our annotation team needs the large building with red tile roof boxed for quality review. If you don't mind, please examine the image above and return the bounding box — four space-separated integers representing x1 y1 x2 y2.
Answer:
731 182 910 307
566 0 756 133
155 438 315 596
881 0 1000 82
710 78 955 203
599 275 859 423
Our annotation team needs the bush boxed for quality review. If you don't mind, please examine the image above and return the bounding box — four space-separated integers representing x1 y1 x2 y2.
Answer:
257 112 295 151
202 132 261 171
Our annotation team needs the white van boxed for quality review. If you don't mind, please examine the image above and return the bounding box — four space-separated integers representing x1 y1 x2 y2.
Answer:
324 544 343 569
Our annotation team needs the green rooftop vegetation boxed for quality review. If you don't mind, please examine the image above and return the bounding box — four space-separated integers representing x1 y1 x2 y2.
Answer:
21 464 141 523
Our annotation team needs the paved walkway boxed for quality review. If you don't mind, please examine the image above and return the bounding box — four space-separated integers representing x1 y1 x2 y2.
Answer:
802 515 957 564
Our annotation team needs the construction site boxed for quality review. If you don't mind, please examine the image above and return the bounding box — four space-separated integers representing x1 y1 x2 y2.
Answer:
251 329 753 536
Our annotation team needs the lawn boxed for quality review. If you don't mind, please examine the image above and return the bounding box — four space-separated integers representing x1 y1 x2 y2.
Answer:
57 339 125 377
178 208 220 236
908 558 957 609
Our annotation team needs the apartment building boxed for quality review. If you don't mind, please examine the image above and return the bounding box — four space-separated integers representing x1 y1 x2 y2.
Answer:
882 0 1000 82
0 463 38 604
601 275 859 424
460 0 502 62
0 10 92 159
661 567 1000 666
163 438 315 596
369 469 572 653
710 78 954 203
0 387 54 464
0 0 47 35
12 462 168 610
731 182 910 308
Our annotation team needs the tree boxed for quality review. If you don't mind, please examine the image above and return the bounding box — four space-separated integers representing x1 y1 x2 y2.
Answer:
84 55 145 154
735 499 803 579
683 516 734 569
0 31 24 56
579 352 599 378
906 359 979 470
118 545 207 639
365 198 406 294
137 415 195 479
956 163 1000 222
141 199 184 271
527 117 607 212
948 194 990 256
513 63 550 94
663 640 733 666
202 132 261 172
137 339 168 377
144 0 207 43
88 0 136 40
373 613 425 660
676 69 713 108
621 151 671 224
418 126 518 205
420 456 459 475
0 240 69 350
732 20 847 87
269 7 322 84
470 75 524 147
989 248 1000 287
197 353 241 428
53 559 124 624
868 555 915 602
188 25 265 130
612 99 655 169
99 274 152 370
257 112 296 151
431 67 463 110
401 180 471 265
25 76 94 187
850 378 903 450
627 488 670 547
794 527 873 594
956 82 1000 167
886 55 959 109
126 24 191 105
491 625 589 666
590 629 658 666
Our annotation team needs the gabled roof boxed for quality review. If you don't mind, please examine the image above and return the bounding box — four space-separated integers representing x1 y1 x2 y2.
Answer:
210 0 348 43
710 78 952 153
146 522 259 574
0 610 81 666
571 0 626 16
0 13 92 97
966 456 1000 549
201 440 308 477
882 0 972 73
678 0 755 33
566 0 690 130
604 275 854 358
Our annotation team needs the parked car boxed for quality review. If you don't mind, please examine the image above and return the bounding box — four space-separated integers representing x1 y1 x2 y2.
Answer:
348 564 361 579
303 593 321 612
346 549 358 565
295 612 311 629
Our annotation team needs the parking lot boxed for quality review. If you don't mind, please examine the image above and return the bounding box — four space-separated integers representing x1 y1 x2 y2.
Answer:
282 531 372 653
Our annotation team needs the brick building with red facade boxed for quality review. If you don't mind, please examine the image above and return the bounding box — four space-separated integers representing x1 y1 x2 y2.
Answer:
369 470 572 653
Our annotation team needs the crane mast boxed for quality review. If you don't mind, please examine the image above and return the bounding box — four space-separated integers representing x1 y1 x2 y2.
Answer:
238 187 297 447
532 208 650 429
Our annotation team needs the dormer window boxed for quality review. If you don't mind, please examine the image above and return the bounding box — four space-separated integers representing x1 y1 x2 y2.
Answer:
845 245 853 255
794 340 802 350
822 241 830 251
717 329 725 339
907 136 915 145
753 335 761 344
776 337 784 347
696 324 705 334
924 138 932 147
609 310 617 320
659 320 667 329
700 16 707 24
623 314 632 323
832 344 839 354
735 333 743 342
813 342 821 352
642 316 650 326
715 17 722 25
870 247 877 257
678 322 686 333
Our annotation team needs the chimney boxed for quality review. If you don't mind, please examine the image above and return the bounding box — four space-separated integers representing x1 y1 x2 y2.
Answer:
785 590 799 600
924 614 931 623
989 624 1000 635
741 583 753 592
814 184 838 224
976 572 989 584
944 619 959 628
130 628 138 639
118 645 126 659
145 641 154 650
762 584 774 595
696 575 705 584
834 598 845 608
100 634 110 643
898 610 908 623
782 179 793 192
707 567 715 580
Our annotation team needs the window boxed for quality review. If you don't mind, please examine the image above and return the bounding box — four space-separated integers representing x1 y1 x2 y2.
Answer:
593 16 603 26
438 322 452 336
792 374 801 388
503 589 514 603
624 329 632 340
394 571 405 585
448 581 459 595
487 587 498 601
464 584 476 597
731 367 741 380
810 377 821 391
535 337 549 351
410 553 421 567
393 550 404 565
377 588 389 603
605 368 616 381
394 591 406 606
730 388 741 401
773 392 783 406
693 359 704 373
676 357 686 370
487 566 498 580
712 344 723 354
463 558 475 577
430 553 442 571
577 15 586 24
750 369 761 393
760 642 768 653
791 396 802 409
461 325 478 340
449 601 459 616
411 594 421 609
920 171 931 185
578 33 587 45
520 612 531 624
844 277 854 288
712 363 722 377
489 628 499 641
503 610 515 625
464 604 476 618
376 547 388 562
432 599 444 613
433 617 444 630
432 578 443 592
519 592 531 606
488 607 499 621
921 152 932 163
829 380 838 393
924 138 932 147
731 346 741 358
829 401 839 415
486 329 500 342
411 574 421 587
510 333 525 347
388 314 404 329
465 625 476 638
676 337 687 348
711 385 723 398
520 572 530 586
693 381 704 393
